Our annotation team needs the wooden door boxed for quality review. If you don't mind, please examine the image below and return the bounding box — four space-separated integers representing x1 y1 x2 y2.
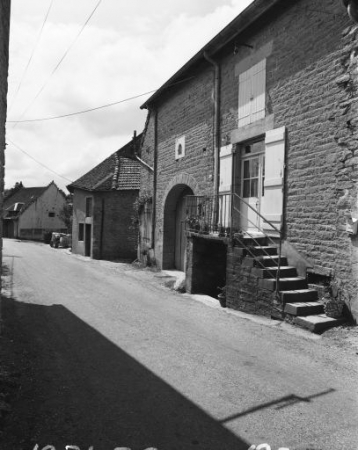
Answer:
174 188 191 271
241 153 265 232
85 224 91 257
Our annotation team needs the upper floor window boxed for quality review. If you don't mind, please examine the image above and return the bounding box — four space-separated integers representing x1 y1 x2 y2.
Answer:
238 59 266 128
85 197 93 217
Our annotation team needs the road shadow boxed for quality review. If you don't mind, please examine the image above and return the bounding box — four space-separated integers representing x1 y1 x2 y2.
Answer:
1 295 251 450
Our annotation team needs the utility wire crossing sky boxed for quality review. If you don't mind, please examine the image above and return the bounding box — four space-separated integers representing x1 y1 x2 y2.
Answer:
6 0 254 192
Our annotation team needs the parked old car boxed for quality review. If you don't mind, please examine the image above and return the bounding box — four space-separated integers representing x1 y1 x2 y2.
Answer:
49 232 71 249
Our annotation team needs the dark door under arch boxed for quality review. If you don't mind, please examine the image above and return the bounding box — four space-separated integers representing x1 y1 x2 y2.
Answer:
174 187 192 271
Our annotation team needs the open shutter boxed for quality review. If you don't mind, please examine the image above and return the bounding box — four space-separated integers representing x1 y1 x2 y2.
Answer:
251 59 266 123
238 70 251 128
219 145 233 193
261 127 286 236
219 145 233 227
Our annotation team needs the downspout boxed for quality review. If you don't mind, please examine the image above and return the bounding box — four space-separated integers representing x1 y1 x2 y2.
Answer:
151 107 158 255
203 51 221 223
100 198 105 259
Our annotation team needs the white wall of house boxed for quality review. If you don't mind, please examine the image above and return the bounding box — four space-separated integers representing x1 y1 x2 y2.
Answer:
18 183 67 239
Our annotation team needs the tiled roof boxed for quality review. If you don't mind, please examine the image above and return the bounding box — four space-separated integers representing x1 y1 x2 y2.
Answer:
67 145 141 193
3 186 48 214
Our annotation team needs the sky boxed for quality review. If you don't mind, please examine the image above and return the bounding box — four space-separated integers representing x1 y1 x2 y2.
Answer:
6 0 254 193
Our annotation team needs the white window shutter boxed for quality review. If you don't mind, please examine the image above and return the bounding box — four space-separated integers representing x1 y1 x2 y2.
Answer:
261 127 286 235
251 59 266 123
238 71 251 127
219 145 233 193
238 60 266 128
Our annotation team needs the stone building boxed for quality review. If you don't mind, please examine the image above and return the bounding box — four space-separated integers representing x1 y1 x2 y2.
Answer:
0 0 11 278
67 138 141 261
138 0 358 327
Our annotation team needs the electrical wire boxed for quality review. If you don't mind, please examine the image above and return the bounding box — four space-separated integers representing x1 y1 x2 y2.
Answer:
8 0 55 114
6 138 74 183
7 76 195 124
12 0 103 128
7 89 157 123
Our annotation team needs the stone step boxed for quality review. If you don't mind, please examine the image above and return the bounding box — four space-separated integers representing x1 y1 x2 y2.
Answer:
280 289 319 303
293 314 346 333
284 301 324 316
255 255 288 267
249 246 278 256
260 277 308 291
253 266 297 279
235 236 268 247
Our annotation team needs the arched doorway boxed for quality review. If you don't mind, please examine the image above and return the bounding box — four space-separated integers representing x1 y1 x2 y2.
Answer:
163 185 193 270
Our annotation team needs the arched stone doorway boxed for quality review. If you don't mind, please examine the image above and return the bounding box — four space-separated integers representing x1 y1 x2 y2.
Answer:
163 184 193 270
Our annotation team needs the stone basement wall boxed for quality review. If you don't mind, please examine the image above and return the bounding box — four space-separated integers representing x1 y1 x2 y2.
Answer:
226 244 277 317
185 234 227 297
0 0 10 293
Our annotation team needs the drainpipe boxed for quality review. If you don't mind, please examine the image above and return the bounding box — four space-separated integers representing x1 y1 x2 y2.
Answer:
203 51 221 223
151 107 158 254
99 197 105 259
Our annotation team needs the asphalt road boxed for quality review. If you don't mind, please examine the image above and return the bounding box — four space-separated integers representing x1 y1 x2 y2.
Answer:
1 238 357 450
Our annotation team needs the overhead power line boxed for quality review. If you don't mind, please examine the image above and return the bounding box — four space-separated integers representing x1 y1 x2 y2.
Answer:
7 76 195 124
7 89 157 123
7 138 74 183
12 0 103 128
8 0 55 114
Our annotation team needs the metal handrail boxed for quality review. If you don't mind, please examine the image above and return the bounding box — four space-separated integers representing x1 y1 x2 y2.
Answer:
232 193 283 303
184 192 284 304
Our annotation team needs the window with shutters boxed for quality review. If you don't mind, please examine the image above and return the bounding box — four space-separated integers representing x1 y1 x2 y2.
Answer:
238 59 266 128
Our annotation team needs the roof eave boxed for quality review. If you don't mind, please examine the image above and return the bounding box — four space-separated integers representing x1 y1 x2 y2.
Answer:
140 0 282 109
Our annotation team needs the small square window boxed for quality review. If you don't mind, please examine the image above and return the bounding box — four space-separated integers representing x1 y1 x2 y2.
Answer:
78 223 84 241
48 212 55 218
175 136 185 160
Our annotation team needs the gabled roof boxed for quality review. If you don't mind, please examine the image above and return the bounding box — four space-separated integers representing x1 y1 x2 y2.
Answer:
4 186 48 212
141 0 282 109
67 138 141 193
3 182 64 219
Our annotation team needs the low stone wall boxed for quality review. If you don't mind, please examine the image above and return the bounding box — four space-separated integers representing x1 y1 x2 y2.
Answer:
226 244 276 317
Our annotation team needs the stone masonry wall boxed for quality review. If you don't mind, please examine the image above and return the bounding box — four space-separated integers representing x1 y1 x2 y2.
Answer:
226 244 276 317
139 0 358 318
140 68 216 268
92 190 139 261
218 0 358 320
0 0 11 296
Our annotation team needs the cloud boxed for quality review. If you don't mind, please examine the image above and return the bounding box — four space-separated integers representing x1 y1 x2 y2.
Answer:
7 0 254 192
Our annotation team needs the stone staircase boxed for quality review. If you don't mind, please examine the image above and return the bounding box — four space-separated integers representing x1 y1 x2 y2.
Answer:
236 235 346 333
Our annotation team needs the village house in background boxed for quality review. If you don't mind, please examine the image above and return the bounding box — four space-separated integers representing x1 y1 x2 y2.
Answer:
137 0 358 330
67 137 141 261
2 181 67 240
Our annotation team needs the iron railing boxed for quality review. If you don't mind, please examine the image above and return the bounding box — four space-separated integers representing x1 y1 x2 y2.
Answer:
184 193 283 302
185 194 234 236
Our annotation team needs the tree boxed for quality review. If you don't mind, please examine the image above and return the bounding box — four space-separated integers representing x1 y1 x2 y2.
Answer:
4 181 23 199
58 199 73 233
